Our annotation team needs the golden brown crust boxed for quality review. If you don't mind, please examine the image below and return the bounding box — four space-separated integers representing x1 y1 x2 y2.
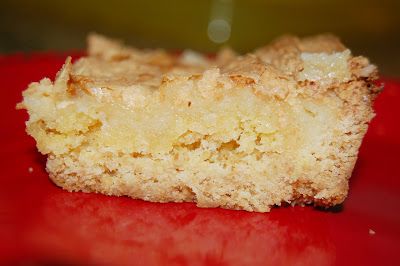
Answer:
19 34 381 212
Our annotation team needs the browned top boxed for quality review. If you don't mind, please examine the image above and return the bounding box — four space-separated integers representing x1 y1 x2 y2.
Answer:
61 33 379 102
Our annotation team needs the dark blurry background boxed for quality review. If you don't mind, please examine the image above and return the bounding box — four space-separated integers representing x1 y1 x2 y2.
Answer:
1 0 399 77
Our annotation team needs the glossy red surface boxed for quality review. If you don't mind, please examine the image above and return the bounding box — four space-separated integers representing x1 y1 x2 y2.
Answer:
1 54 400 266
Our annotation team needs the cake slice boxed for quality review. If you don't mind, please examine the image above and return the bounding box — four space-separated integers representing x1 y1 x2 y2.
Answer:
18 34 381 212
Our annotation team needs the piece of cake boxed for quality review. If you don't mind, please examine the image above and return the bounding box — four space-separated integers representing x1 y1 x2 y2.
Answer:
18 34 381 212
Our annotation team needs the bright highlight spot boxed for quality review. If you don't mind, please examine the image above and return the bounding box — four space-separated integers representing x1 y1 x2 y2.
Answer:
207 19 231 44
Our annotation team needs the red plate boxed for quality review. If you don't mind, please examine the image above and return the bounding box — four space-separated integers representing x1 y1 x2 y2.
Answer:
1 54 400 266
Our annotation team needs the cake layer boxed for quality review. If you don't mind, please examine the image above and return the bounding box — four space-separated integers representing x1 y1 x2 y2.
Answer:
19 34 381 212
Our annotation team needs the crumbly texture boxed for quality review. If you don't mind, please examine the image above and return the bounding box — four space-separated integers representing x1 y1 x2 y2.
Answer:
18 34 381 212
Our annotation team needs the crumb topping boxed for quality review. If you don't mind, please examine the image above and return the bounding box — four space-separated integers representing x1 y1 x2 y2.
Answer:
64 33 379 106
